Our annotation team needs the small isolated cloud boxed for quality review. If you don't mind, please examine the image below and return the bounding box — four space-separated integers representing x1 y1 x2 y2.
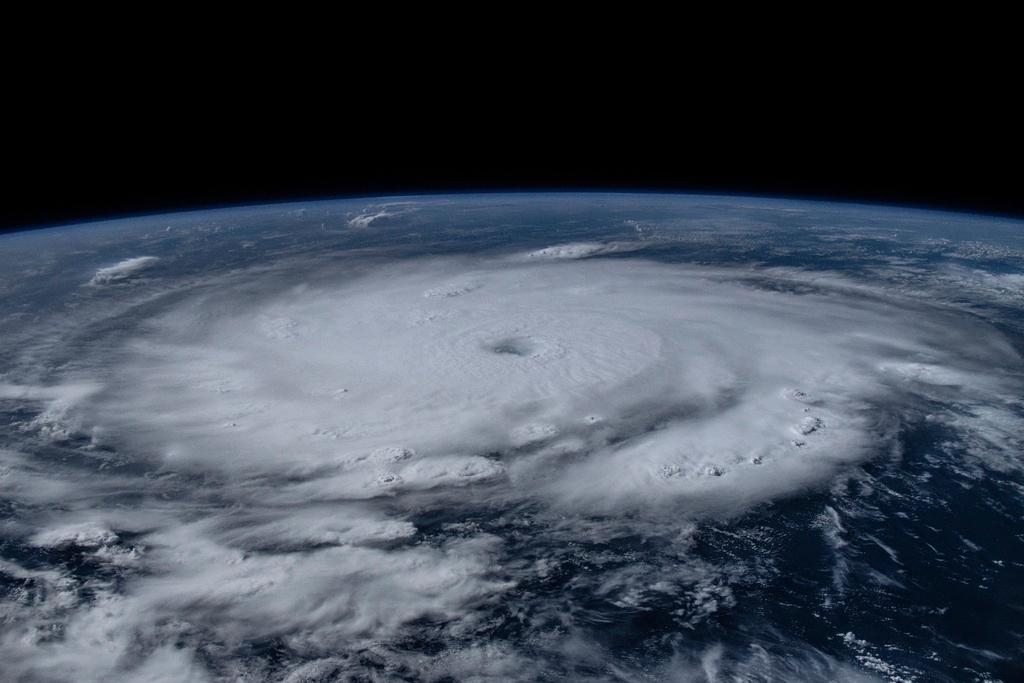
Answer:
347 210 393 229
346 206 405 229
88 256 159 285
345 202 419 229
516 241 644 260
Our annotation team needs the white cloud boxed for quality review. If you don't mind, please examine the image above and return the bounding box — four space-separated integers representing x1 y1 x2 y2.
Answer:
88 256 160 285
515 241 644 260
345 203 415 229
2 246 1021 679
30 521 119 548
347 210 393 228
76 257 1020 513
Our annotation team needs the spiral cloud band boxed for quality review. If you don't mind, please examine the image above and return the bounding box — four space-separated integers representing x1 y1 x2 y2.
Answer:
85 255 1016 508
2 227 1022 681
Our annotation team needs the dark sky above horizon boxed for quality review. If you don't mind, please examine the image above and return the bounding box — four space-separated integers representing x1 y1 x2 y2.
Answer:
4 93 1020 233
5 20 1020 235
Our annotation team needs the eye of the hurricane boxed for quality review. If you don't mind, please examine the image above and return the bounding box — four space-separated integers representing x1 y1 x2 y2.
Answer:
486 336 537 357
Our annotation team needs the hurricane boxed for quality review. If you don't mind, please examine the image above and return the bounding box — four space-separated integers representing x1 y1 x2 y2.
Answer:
2 194 1022 681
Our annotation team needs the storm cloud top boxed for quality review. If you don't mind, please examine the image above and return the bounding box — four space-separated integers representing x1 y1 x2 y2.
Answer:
2 195 1023 681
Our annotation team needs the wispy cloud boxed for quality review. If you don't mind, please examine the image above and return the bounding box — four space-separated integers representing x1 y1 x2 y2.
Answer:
345 203 417 229
88 256 160 285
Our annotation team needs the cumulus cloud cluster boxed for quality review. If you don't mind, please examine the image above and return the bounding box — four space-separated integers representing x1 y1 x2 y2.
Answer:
2 244 1022 680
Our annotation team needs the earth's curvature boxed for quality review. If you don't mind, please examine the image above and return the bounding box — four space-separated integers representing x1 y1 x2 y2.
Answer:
1 193 1023 682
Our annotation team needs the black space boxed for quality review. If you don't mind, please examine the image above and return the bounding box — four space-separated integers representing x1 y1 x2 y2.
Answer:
3 77 1021 233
